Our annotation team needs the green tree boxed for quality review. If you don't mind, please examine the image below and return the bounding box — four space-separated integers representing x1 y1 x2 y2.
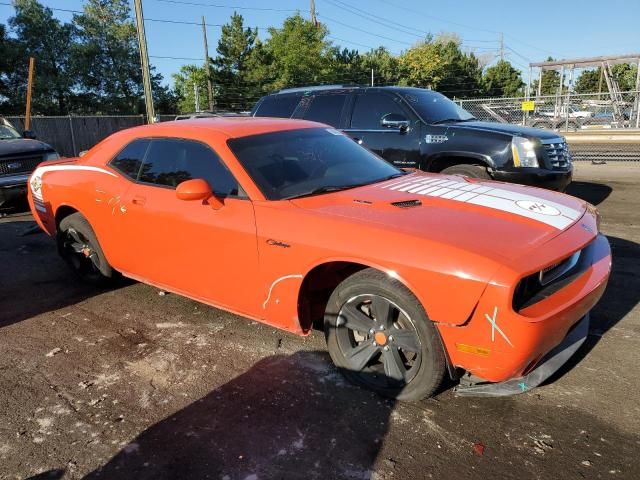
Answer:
398 36 483 98
72 0 174 114
7 0 74 114
172 65 209 113
257 14 333 92
213 12 257 110
532 57 561 96
482 60 524 97
361 47 400 85
574 68 602 94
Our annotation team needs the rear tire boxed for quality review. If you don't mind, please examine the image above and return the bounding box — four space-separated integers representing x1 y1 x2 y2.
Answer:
57 213 115 285
441 164 490 180
324 268 446 401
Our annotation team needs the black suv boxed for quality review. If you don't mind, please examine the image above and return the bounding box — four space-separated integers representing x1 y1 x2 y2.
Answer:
251 86 572 191
0 118 59 209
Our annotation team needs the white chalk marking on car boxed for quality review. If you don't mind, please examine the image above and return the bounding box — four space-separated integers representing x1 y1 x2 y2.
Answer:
262 274 304 309
485 307 513 348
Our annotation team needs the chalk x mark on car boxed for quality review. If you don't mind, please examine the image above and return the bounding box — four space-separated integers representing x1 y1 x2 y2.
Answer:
485 307 513 347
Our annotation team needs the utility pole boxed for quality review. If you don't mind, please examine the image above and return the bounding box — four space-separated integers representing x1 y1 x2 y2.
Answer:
194 82 200 112
133 0 156 124
24 57 35 132
371 68 374 87
499 32 504 62
202 16 214 111
310 0 317 26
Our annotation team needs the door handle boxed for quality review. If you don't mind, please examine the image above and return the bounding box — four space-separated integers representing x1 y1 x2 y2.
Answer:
132 196 146 206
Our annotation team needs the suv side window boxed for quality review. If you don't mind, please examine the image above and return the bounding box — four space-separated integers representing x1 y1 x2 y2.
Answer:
109 139 150 180
139 138 241 197
350 93 407 129
254 95 300 118
301 94 348 127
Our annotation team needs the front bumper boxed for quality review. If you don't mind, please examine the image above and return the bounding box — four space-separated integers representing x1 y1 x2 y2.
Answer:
437 229 611 389
491 166 572 192
455 313 589 396
0 174 30 207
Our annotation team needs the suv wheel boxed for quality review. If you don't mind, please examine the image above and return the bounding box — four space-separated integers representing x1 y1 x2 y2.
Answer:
441 164 490 179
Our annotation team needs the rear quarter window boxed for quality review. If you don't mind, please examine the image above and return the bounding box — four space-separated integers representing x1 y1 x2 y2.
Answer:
301 94 348 127
254 95 300 118
109 139 150 179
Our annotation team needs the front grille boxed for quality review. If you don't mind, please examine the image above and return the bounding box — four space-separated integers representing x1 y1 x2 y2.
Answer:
0 155 43 176
542 139 571 170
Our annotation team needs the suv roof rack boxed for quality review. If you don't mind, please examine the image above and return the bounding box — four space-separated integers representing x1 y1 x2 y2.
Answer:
277 85 348 94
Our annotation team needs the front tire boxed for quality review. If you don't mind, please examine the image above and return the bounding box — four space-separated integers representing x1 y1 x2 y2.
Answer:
441 164 490 180
324 269 446 401
57 213 115 285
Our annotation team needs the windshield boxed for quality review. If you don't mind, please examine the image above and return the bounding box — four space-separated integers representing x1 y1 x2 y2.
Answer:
398 90 475 124
0 124 21 140
227 128 404 200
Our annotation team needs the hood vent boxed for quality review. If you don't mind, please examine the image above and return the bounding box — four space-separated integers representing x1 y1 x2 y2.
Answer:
391 199 422 208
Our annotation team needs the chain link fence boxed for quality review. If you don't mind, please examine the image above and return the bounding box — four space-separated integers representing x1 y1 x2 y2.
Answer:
457 90 640 131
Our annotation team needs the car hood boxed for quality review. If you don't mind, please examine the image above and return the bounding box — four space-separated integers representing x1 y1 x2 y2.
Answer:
291 172 586 263
0 138 53 157
449 120 561 140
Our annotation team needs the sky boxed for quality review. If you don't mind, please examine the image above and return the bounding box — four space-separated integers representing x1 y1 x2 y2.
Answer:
1 0 639 87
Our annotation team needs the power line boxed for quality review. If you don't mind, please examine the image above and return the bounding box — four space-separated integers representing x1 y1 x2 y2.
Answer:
153 0 298 12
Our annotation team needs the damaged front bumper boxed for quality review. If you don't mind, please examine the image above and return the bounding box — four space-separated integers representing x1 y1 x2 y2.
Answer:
454 313 589 397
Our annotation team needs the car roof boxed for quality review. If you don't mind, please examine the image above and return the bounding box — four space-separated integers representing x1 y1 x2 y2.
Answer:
273 85 435 96
124 117 325 139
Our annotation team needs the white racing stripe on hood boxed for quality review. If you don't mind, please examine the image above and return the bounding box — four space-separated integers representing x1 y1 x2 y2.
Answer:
381 178 582 230
30 165 117 201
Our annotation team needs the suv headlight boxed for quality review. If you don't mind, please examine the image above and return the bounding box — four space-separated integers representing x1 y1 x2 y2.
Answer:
511 136 539 168
43 151 60 161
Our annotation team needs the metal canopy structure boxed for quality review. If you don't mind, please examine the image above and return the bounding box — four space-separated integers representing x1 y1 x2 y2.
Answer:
526 53 640 129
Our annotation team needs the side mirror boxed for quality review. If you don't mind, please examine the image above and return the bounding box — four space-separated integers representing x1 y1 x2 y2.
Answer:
176 178 223 209
22 129 36 139
381 113 409 132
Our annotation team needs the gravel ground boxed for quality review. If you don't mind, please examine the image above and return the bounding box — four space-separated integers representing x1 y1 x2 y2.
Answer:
1 162 639 480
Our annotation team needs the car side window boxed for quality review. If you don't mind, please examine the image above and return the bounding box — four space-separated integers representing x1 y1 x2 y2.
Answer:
254 95 300 118
139 138 241 197
301 94 348 127
350 93 407 129
109 139 150 180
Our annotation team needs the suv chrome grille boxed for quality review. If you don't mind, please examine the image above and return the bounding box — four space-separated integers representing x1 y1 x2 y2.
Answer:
542 139 571 170
0 155 43 176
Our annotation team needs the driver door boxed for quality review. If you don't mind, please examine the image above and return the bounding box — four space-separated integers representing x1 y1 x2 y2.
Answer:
343 92 422 168
115 137 259 314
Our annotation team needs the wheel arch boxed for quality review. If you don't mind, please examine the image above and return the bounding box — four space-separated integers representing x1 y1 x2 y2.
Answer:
296 258 425 333
423 152 494 173
54 204 82 232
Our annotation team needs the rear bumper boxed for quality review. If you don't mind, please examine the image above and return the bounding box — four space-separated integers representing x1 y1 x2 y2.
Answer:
491 166 572 192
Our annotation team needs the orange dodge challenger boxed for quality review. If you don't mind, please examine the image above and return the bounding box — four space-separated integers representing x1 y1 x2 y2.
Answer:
28 118 611 400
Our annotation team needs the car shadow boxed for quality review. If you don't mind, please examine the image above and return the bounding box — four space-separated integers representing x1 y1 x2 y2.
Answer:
546 234 640 383
565 180 612 206
83 351 396 480
0 216 124 328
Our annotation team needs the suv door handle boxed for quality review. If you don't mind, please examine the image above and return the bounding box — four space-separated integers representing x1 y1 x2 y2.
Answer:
132 196 146 206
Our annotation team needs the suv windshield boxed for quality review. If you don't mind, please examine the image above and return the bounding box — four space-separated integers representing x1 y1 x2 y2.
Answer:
0 124 21 140
228 128 404 200
398 90 475 124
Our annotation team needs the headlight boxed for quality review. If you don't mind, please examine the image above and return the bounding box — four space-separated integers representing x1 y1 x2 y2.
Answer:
511 136 539 168
43 151 60 161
